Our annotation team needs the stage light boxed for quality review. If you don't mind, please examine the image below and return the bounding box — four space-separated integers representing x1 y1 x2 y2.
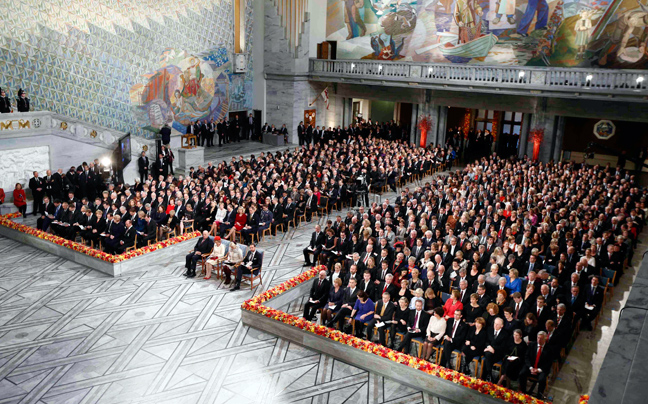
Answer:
518 71 525 78
637 76 644 83
378 64 383 71
101 157 111 167
351 63 355 69
586 74 593 82
428 67 433 74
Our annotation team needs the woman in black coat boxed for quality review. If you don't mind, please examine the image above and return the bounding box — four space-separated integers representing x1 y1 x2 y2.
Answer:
461 317 488 376
498 329 527 388
389 297 410 349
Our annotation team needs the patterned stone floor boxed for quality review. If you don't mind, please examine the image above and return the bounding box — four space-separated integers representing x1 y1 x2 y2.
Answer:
0 146 640 403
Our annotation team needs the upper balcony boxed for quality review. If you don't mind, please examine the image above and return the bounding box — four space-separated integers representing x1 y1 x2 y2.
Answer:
309 58 648 103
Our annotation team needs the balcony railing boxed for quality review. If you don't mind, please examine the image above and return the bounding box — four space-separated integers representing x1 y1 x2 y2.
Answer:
309 59 648 100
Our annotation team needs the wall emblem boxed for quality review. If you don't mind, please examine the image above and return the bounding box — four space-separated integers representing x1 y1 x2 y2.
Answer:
60 122 68 130
32 118 41 128
593 120 616 140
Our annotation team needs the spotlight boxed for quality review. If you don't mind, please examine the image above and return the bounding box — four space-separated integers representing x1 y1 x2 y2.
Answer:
637 76 644 83
101 157 112 167
586 74 593 82
428 67 433 74
518 71 525 78
351 63 355 69
378 64 383 71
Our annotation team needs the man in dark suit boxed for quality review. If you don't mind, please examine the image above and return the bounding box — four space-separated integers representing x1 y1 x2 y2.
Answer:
581 276 604 330
303 225 325 266
481 317 509 381
327 278 360 329
29 171 45 217
36 196 56 231
302 269 331 320
232 244 264 291
519 332 554 399
137 215 157 247
115 220 136 253
396 299 430 354
218 205 237 238
376 273 398 302
358 270 375 300
439 310 469 368
103 215 126 254
532 296 551 331
138 151 149 183
297 121 305 145
366 292 396 344
509 293 529 321
184 231 214 278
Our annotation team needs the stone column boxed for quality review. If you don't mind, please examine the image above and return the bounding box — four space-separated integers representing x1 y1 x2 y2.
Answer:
552 116 566 161
411 103 419 145
437 106 448 146
518 113 531 158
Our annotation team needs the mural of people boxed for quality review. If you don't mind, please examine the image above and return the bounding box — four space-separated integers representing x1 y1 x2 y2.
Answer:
493 0 517 24
575 10 593 60
517 0 549 36
345 0 367 39
455 0 484 44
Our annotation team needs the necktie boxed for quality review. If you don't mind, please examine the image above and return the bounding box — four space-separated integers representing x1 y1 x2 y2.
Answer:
380 302 386 316
364 255 369 264
383 284 388 294
318 280 322 288
494 330 499 339
537 308 541 317
452 321 458 338
461 290 465 301
515 303 520 319
414 311 419 329
534 345 543 368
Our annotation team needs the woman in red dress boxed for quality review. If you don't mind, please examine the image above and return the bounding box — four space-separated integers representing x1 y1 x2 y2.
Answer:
13 183 27 216
225 206 247 241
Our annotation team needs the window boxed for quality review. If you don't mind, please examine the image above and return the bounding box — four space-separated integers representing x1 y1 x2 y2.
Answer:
501 111 523 135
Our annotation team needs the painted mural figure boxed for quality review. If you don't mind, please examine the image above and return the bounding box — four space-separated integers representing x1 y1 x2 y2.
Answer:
345 0 367 39
493 0 516 25
574 10 593 60
516 0 548 36
454 0 484 44
617 8 648 63
181 58 203 97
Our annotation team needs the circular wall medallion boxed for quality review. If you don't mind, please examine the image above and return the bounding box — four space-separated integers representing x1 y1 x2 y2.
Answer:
32 118 41 128
593 120 616 140
60 121 68 130
143 145 149 152
90 130 98 138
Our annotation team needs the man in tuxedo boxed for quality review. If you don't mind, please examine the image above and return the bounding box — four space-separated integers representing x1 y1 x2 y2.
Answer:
519 332 554 399
533 296 551 331
302 270 331 320
481 317 509 381
358 270 375 300
29 171 45 217
184 231 214 278
366 292 396 345
397 299 430 354
566 285 586 323
138 151 149 183
303 225 325 266
36 196 56 231
510 292 529 321
232 244 264 291
439 310 468 368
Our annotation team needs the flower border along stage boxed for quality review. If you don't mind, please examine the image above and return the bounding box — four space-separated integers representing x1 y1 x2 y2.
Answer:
242 265 547 404
0 213 199 263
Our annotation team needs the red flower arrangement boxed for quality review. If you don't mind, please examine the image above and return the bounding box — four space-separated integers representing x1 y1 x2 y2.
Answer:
418 115 433 148
0 213 199 263
242 265 546 404
579 396 589 404
530 128 545 161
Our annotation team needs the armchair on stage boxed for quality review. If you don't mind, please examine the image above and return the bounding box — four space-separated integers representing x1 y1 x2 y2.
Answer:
181 133 198 149
198 238 265 289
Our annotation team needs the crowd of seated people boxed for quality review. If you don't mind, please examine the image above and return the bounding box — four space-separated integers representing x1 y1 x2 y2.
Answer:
302 156 644 399
25 125 450 267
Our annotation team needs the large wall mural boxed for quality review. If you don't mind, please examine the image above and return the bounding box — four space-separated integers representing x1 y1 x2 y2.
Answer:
326 0 648 67
129 48 234 134
0 0 254 139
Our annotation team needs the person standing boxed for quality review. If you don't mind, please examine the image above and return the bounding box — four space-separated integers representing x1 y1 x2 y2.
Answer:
208 118 216 147
246 113 255 140
0 88 12 113
305 123 313 145
29 171 44 216
13 183 27 217
159 123 171 146
230 115 240 143
217 118 225 146
138 151 149 183
297 121 305 146
162 145 174 176
16 89 30 112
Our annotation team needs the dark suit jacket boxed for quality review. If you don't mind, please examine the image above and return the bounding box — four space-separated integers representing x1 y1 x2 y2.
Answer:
309 231 326 249
358 279 375 299
407 309 431 332
242 250 263 270
121 226 136 248
376 282 398 302
524 342 554 372
309 278 331 303
193 237 214 255
486 328 510 353
445 318 469 344
374 300 396 322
